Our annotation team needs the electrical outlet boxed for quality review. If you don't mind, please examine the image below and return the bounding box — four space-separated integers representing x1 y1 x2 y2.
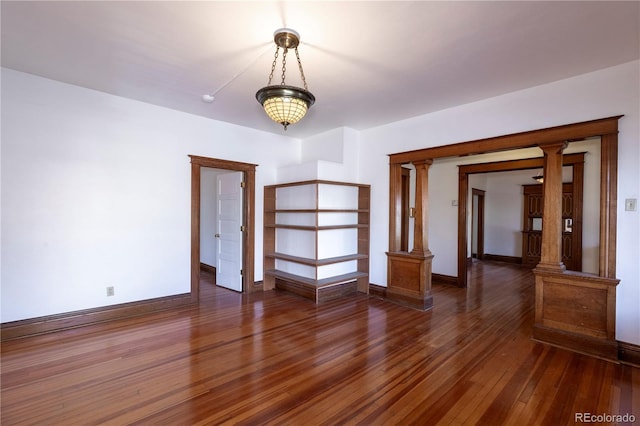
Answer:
106 286 115 297
625 198 637 211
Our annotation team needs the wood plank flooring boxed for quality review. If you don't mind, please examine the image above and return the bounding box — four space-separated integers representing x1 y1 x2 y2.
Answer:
2 261 638 425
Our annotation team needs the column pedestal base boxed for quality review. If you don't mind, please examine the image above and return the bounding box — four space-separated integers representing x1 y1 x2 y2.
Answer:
386 251 434 311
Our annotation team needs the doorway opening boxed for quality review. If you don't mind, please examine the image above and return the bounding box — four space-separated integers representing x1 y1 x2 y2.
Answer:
200 168 245 292
387 116 620 288
459 151 588 285
189 156 257 302
471 188 485 261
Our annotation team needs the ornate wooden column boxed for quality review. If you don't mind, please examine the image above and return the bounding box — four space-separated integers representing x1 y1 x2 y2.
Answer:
599 133 618 279
411 160 433 258
535 141 567 273
386 160 434 310
533 140 619 361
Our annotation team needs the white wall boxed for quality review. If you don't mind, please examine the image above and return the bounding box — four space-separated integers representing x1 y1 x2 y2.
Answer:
484 171 528 258
482 168 569 259
280 127 361 183
300 128 344 164
1 68 300 322
358 61 640 345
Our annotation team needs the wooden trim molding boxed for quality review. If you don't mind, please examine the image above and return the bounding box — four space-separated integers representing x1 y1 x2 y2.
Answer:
600 134 618 278
389 163 403 252
389 115 623 164
457 152 587 175
431 273 458 286
1 294 193 341
200 263 217 274
189 155 257 295
532 325 619 362
482 254 522 264
191 161 201 301
618 341 640 367
369 283 387 299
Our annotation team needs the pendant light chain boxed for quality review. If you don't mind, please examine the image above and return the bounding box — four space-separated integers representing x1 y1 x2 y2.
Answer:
267 46 280 85
280 48 288 85
295 47 309 91
266 41 309 89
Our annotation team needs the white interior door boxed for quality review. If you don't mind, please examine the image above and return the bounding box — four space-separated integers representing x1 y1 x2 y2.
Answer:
216 171 243 292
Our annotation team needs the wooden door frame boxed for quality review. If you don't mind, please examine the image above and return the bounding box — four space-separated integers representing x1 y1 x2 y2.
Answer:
388 115 621 288
400 167 411 251
190 155 257 300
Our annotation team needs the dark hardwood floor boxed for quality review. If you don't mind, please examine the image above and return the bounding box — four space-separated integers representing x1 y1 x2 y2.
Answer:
1 261 638 425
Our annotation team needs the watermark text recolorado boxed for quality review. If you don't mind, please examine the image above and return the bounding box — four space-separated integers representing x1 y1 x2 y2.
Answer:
575 412 636 423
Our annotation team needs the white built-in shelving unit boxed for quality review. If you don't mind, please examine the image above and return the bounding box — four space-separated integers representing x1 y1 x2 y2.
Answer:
263 180 370 302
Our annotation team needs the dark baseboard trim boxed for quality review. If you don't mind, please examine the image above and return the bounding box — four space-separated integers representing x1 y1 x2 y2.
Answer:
386 289 433 311
200 262 216 274
274 278 357 303
618 341 640 367
533 325 618 362
370 282 435 311
1 293 195 342
369 283 387 298
483 254 523 264
432 273 458 286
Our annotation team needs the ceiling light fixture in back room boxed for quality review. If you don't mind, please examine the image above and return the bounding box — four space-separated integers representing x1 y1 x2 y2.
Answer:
256 28 315 130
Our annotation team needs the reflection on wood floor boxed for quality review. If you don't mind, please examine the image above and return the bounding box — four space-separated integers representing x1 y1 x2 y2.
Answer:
1 261 638 425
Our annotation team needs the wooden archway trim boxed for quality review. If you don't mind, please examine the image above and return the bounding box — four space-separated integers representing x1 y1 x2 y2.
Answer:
388 115 622 287
388 116 623 359
389 115 622 164
189 155 258 299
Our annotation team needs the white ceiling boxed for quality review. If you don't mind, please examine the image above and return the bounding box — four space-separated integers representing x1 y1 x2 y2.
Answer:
2 1 638 138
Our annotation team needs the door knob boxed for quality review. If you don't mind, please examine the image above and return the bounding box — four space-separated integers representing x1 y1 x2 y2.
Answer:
215 233 220 238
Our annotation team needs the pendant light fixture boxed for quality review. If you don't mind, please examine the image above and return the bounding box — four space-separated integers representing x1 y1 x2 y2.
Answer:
256 28 315 130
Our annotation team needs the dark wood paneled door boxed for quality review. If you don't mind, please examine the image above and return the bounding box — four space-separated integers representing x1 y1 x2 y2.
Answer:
522 183 582 271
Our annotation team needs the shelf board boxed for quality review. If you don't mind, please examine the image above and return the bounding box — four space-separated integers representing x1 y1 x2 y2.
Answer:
265 269 368 288
265 252 368 266
265 209 369 214
266 180 371 189
265 224 367 231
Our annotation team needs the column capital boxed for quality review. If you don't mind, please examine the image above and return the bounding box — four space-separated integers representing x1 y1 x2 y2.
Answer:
538 141 568 154
411 158 434 166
